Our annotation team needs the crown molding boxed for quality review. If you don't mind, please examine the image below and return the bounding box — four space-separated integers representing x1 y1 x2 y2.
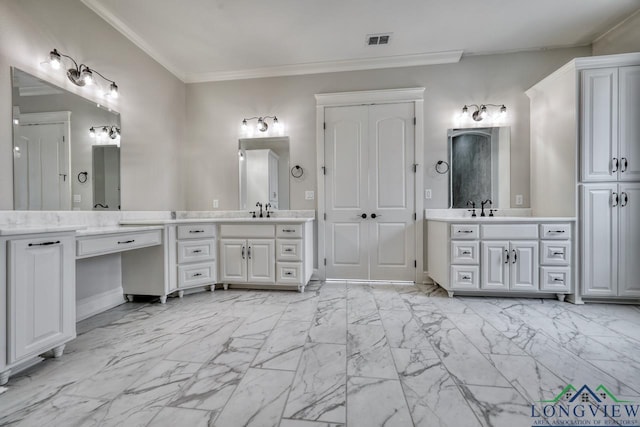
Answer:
81 0 186 81
185 51 462 83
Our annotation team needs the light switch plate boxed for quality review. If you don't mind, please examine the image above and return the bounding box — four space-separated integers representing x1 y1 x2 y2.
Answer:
305 191 315 200
73 194 81 203
515 194 523 205
425 189 432 199
213 199 219 208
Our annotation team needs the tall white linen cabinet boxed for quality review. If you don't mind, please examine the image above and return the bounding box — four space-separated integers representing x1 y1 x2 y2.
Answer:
527 53 640 302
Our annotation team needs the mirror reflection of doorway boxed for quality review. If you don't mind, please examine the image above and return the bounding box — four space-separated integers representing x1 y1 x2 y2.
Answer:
13 112 71 210
92 145 120 210
450 129 494 208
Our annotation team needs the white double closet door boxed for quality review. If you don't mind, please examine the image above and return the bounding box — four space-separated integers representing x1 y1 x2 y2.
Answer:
325 103 416 281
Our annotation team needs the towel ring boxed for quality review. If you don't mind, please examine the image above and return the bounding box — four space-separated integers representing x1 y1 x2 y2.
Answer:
291 165 304 178
435 160 449 174
77 171 88 183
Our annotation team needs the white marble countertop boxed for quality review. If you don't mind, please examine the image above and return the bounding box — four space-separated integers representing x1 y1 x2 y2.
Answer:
425 216 576 223
0 224 85 236
121 217 315 225
76 225 164 237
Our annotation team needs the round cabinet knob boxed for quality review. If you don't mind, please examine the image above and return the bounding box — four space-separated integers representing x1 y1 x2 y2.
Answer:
371 213 377 219
361 213 367 219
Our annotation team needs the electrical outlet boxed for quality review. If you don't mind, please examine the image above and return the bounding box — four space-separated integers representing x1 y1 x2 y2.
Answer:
425 189 432 199
213 199 219 208
73 194 81 203
515 194 523 206
305 191 315 200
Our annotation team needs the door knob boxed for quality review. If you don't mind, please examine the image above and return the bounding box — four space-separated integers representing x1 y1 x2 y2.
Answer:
361 213 367 219
371 213 377 219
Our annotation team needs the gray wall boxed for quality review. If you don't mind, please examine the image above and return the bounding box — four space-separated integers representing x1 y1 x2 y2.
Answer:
184 47 591 211
0 0 186 210
593 10 640 56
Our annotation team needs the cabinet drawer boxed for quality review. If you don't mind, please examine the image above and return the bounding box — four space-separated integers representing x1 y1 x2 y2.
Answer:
540 241 571 265
540 224 572 239
451 241 479 264
277 262 304 285
220 224 275 238
481 224 538 239
177 239 216 264
540 266 571 292
451 224 479 239
177 224 216 239
450 265 479 290
276 239 303 261
276 224 302 238
178 262 217 288
77 230 162 258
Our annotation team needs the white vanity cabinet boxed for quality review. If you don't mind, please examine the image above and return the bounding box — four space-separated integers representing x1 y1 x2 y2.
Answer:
175 224 217 298
1 230 76 386
427 219 572 299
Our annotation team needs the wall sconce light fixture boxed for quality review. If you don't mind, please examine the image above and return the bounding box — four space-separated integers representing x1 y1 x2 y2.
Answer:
44 48 119 98
242 116 282 133
89 125 120 140
462 104 507 122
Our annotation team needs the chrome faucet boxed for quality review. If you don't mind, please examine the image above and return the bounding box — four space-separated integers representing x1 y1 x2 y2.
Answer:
467 201 477 217
480 199 492 217
256 202 263 218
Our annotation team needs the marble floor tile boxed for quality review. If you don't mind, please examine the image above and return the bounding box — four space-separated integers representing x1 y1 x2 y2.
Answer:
346 376 413 427
214 368 295 427
283 343 347 423
347 324 397 379
3 282 638 427
392 348 478 427
252 320 311 370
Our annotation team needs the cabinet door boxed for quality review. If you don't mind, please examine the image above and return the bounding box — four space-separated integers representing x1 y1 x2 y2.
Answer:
219 239 247 283
8 236 75 364
481 241 509 290
509 241 539 291
619 66 640 182
247 239 275 283
581 184 618 296
618 183 640 297
581 68 618 182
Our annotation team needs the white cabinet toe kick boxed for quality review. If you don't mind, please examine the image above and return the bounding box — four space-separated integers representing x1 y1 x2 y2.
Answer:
427 219 574 301
120 220 315 302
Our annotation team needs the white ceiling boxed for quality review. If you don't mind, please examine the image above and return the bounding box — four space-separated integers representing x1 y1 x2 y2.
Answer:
82 0 640 83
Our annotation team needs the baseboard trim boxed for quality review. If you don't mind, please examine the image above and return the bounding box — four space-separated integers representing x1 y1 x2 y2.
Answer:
76 287 126 321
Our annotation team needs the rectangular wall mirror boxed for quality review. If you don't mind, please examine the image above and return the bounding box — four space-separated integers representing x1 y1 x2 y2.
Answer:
448 127 510 209
239 136 290 210
11 67 121 210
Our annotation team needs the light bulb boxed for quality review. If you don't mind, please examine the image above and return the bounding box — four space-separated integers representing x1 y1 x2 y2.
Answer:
462 105 469 117
89 127 96 137
49 49 61 70
101 126 108 137
500 105 507 118
480 105 487 119
82 68 94 85
109 82 118 98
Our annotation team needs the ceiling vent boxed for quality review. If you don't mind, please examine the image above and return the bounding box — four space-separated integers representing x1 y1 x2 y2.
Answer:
366 33 392 46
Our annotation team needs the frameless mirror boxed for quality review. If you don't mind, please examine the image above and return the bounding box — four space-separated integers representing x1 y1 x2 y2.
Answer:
239 137 290 210
11 67 121 210
448 127 510 209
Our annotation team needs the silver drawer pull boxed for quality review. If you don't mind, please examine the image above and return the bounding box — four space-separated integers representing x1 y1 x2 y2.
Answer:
192 273 203 278
461 250 471 255
282 229 296 233
29 240 60 247
553 278 564 282
118 239 135 244
192 249 203 254
549 230 565 234
552 251 564 256
457 230 473 234
189 230 204 233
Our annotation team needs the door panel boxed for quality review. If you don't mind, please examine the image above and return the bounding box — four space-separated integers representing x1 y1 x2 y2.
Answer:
581 184 618 296
619 66 640 182
247 239 275 283
482 241 509 290
325 106 369 280
368 103 415 281
618 183 640 297
510 241 539 291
